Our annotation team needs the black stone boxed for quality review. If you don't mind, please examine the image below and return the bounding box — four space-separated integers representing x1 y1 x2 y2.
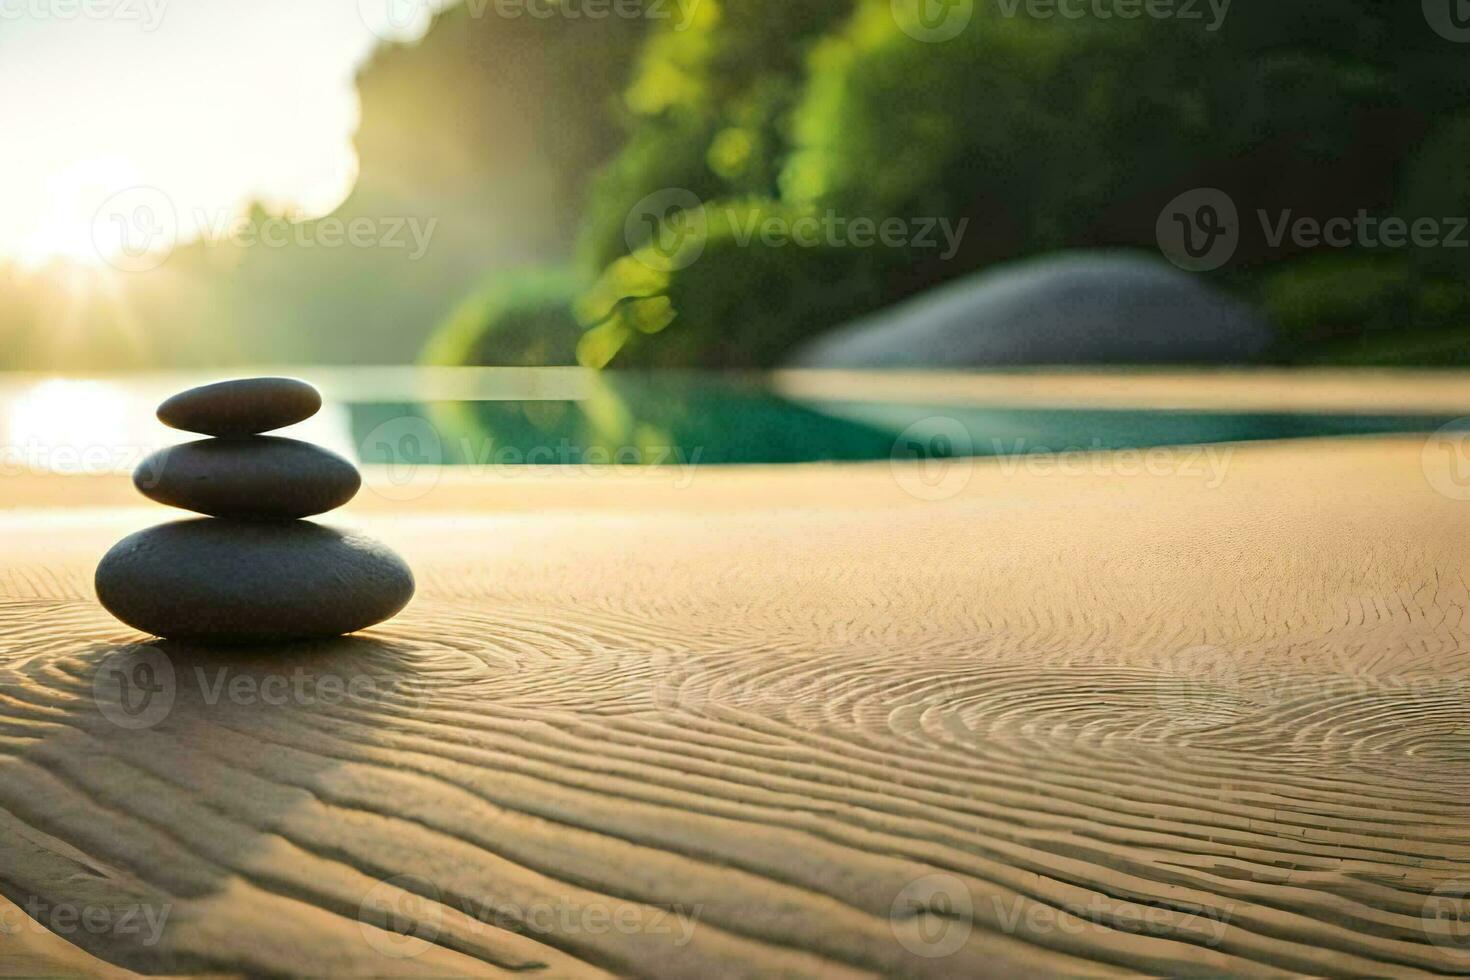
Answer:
95 519 415 642
135 436 361 519
157 377 321 436
789 251 1274 368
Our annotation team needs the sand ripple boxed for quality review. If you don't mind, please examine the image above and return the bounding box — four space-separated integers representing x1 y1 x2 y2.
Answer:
1 441 1469 975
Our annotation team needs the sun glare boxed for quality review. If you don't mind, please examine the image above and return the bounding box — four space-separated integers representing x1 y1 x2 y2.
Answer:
0 1 393 271
9 157 139 270
4 379 137 474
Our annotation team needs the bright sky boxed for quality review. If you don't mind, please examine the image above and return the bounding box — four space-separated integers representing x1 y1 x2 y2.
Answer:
0 0 452 268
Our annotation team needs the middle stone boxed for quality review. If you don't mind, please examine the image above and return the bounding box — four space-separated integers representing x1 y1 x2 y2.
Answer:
136 436 362 519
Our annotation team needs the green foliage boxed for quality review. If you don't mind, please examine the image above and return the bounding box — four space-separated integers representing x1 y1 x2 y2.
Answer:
1256 250 1470 365
1258 254 1412 353
577 199 885 367
435 0 1470 369
575 0 856 273
1399 113 1470 279
422 269 583 366
784 3 1119 227
779 1 1427 250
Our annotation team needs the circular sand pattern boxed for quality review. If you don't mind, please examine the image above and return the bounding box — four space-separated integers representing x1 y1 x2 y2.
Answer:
1152 643 1252 730
3 438 1470 976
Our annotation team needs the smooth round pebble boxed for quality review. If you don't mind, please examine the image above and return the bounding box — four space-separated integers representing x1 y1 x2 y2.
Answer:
135 436 361 519
95 519 415 642
157 377 321 436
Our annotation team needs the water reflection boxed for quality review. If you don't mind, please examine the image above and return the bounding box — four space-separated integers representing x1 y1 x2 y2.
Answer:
353 373 1470 467
3 370 1467 473
0 377 355 474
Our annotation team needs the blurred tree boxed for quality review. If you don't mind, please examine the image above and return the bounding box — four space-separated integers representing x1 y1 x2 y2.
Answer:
577 200 886 367
0 1 649 369
422 267 583 366
574 0 856 273
560 0 1470 368
293 0 1466 371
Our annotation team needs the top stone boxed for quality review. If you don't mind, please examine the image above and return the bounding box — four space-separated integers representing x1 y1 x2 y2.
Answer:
157 377 322 436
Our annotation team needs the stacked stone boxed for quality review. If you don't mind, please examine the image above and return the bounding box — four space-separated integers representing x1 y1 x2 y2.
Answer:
96 378 415 642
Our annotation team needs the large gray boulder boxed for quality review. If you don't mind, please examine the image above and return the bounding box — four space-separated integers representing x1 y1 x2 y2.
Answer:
789 250 1273 368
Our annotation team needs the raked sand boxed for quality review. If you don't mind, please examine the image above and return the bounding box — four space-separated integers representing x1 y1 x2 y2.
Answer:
2 434 1469 976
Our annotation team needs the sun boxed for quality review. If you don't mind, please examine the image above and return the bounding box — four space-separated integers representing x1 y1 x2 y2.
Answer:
6 156 144 271
4 379 137 474
10 230 111 271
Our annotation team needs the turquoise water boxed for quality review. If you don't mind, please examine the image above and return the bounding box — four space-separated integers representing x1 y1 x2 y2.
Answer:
350 375 1467 466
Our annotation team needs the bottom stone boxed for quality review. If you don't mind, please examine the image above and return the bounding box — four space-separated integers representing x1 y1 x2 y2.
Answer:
95 519 415 642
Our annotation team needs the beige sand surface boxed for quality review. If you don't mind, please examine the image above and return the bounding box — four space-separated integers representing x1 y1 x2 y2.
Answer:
2 434 1469 975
